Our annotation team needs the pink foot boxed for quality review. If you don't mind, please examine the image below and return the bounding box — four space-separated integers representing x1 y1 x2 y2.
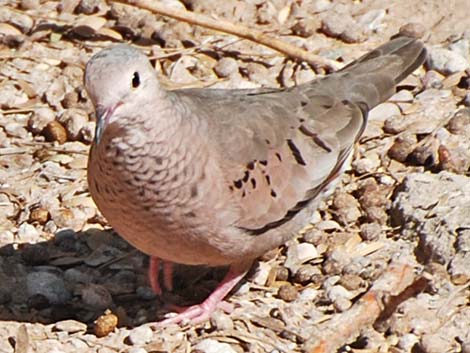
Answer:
148 257 174 295
157 266 248 325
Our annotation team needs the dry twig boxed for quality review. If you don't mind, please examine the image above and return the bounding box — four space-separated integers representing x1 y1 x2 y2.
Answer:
302 262 424 353
113 0 338 71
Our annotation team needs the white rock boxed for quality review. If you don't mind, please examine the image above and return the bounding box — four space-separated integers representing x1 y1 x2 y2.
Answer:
128 326 153 346
427 47 469 75
194 339 238 353
53 320 87 334
390 89 414 102
128 348 148 353
251 261 271 286
284 242 318 272
449 39 470 63
369 102 401 122
17 223 39 243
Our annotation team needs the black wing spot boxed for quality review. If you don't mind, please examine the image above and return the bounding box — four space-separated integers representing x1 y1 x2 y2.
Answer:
265 174 271 185
259 160 268 166
265 139 271 145
250 178 256 189
287 139 307 166
242 171 250 182
301 101 308 107
299 125 332 153
247 161 255 170
234 179 243 189
270 189 277 197
275 152 282 162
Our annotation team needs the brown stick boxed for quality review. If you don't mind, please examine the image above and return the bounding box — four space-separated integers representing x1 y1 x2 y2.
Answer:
302 262 424 353
112 0 338 71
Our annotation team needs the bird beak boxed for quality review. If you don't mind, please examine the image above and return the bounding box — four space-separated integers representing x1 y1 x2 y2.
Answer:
94 104 119 144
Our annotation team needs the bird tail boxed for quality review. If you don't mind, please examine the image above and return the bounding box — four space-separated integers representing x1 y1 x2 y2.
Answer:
317 36 426 111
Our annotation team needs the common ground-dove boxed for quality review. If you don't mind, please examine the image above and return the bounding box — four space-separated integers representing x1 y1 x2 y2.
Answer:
86 36 426 324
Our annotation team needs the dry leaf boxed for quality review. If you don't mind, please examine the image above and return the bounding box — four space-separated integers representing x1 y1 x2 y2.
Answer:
97 27 123 40
0 23 22 36
277 4 291 25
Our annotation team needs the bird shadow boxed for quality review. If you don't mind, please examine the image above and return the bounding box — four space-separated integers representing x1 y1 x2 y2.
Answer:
0 228 228 329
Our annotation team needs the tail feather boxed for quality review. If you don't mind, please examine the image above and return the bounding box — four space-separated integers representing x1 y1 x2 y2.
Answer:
308 36 426 111
341 35 426 85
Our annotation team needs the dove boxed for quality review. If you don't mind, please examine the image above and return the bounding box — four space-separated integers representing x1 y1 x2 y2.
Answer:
85 36 426 324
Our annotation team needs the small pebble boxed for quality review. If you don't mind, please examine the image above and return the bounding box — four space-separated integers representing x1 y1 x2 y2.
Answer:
58 108 89 141
26 271 71 305
277 284 299 302
76 0 103 14
136 286 157 300
284 242 318 273
28 107 55 134
20 0 40 10
210 310 234 331
326 285 353 311
339 273 365 291
275 266 290 282
294 264 321 285
27 293 50 309
397 333 419 351
128 348 148 353
20 243 50 265
383 115 409 134
94 312 118 337
17 222 39 243
368 102 401 122
359 222 382 241
127 325 153 346
388 133 417 162
422 70 444 90
291 18 316 38
364 206 388 224
331 192 361 225
251 261 271 286
81 283 113 310
427 47 469 75
213 57 239 78
194 338 238 353
409 138 438 166
446 108 470 135
43 120 67 144
29 206 50 224
53 320 87 334
64 268 93 284
398 22 425 38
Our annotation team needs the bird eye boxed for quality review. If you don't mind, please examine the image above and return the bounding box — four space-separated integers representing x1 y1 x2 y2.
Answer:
132 72 140 88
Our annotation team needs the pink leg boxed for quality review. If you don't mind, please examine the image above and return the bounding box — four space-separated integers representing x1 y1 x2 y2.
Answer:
148 257 162 295
148 257 175 295
157 265 249 325
162 261 174 292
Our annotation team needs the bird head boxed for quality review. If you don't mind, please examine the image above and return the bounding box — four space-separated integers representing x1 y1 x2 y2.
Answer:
84 45 160 144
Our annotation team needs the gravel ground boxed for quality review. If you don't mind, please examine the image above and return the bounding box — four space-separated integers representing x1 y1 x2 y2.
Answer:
1 0 470 352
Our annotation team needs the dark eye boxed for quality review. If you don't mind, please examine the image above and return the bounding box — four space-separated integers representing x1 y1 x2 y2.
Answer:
132 72 140 88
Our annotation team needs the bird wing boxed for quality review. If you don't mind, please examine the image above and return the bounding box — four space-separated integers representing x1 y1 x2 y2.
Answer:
174 36 425 233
